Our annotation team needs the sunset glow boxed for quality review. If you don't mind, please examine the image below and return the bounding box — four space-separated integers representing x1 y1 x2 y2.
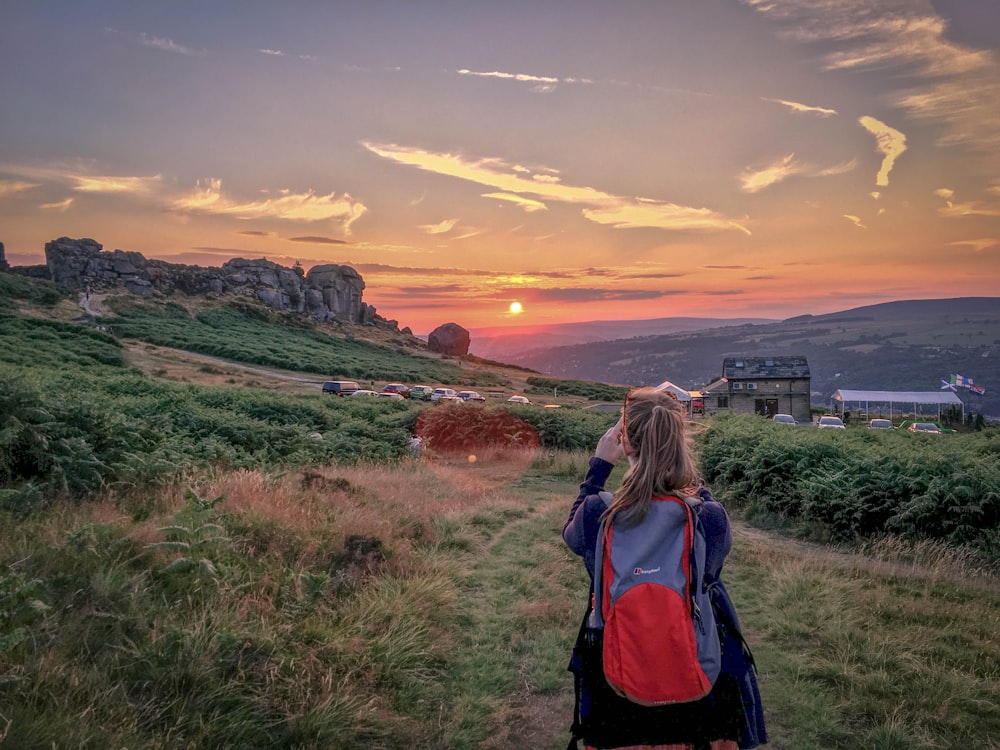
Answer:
2 1 999 334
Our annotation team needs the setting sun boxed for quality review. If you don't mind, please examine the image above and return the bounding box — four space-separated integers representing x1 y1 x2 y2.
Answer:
508 301 523 315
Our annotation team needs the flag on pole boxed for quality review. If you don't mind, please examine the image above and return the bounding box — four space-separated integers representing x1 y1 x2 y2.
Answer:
946 374 987 396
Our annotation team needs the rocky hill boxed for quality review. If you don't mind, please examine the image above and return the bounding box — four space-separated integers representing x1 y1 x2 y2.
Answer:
4 237 405 333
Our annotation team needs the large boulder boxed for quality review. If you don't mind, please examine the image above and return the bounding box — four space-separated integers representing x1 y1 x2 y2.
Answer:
0 241 8 271
31 237 398 329
427 322 470 356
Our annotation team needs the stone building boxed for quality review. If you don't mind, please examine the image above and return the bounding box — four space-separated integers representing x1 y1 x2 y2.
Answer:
700 356 811 423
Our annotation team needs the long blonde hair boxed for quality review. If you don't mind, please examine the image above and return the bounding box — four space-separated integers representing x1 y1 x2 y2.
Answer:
604 387 698 524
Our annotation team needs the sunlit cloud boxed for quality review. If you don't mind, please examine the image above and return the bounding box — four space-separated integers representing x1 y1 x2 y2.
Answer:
949 238 999 253
843 214 867 229
858 116 906 186
0 180 39 197
258 48 285 56
362 142 748 234
934 187 1000 218
235 230 275 237
482 192 548 212
419 218 459 235
741 154 802 193
453 229 486 240
73 174 162 194
39 197 74 211
172 179 367 230
288 235 348 244
765 98 837 116
815 159 857 177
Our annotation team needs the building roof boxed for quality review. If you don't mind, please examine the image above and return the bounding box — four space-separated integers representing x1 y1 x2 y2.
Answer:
722 356 810 380
833 389 963 406
654 380 692 401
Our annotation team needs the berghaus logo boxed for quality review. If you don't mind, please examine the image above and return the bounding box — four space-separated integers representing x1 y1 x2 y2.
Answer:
633 566 661 575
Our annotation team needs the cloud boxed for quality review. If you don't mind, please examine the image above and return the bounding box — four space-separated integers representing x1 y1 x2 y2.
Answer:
172 179 367 230
106 28 202 56
72 174 162 194
235 230 275 237
457 69 561 88
815 159 858 177
39 197 74 211
419 218 459 235
0 180 39 197
702 265 748 270
765 98 838 116
288 236 349 244
934 187 1000 218
843 214 867 229
258 48 285 56
482 192 548 212
362 142 748 234
0 163 161 196
858 116 907 186
528 288 689 303
948 238 999 252
741 154 802 193
744 1 1000 165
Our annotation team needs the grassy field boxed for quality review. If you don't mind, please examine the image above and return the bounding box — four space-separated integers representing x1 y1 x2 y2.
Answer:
2 276 998 748
2 450 997 749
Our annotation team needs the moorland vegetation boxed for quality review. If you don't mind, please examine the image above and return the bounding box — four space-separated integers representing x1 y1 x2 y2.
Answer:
2 273 998 748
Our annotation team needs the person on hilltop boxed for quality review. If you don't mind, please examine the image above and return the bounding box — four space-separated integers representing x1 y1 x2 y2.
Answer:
563 387 767 750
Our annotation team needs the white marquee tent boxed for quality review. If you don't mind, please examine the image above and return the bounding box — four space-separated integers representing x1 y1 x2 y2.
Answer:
831 389 964 421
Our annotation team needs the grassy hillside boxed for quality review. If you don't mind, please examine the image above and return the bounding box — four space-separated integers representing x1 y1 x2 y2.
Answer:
512 297 1000 417
2 275 999 748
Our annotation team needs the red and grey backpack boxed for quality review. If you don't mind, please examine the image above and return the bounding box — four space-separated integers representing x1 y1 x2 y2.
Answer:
588 490 722 705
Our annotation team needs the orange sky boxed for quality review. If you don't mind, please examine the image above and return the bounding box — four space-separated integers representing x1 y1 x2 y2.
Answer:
2 1 999 333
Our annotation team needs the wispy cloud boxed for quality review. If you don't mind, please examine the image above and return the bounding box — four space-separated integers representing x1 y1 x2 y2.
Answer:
744 1 1000 164
172 179 367 230
934 187 1000 218
458 68 558 84
0 163 161 195
419 218 459 235
39 197 74 211
482 192 548 212
0 179 39 197
235 230 275 237
843 214 867 229
363 142 748 234
765 98 837 116
741 154 802 193
858 116 906 186
258 48 285 56
948 238 999 252
106 27 202 56
288 235 348 244
72 174 162 194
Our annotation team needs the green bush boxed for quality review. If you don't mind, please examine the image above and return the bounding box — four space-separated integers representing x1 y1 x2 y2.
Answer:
697 414 1000 563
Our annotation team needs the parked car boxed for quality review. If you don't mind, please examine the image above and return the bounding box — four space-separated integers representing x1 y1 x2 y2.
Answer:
817 415 846 429
457 390 486 402
381 383 411 398
507 395 530 404
322 380 360 396
430 387 458 401
378 391 404 400
772 414 796 425
907 422 942 434
408 385 434 401
350 389 379 397
869 418 893 429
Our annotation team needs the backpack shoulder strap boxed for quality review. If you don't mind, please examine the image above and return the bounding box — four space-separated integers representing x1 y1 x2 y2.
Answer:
589 491 614 629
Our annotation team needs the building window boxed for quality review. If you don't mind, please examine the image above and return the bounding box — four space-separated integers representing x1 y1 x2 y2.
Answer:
718 396 729 408
732 383 742 390
747 382 758 390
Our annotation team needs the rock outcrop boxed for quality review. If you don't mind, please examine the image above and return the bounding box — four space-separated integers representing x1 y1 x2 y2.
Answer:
0 241 7 271
427 322 471 356
28 236 392 327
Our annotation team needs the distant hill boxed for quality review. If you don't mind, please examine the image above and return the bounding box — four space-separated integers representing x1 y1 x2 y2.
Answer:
505 298 1000 417
468 316 774 362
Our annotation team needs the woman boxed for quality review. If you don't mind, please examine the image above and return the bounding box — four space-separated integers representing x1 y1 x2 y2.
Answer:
563 388 767 750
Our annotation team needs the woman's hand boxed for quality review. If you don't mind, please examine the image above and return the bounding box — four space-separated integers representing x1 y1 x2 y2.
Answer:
594 416 625 464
